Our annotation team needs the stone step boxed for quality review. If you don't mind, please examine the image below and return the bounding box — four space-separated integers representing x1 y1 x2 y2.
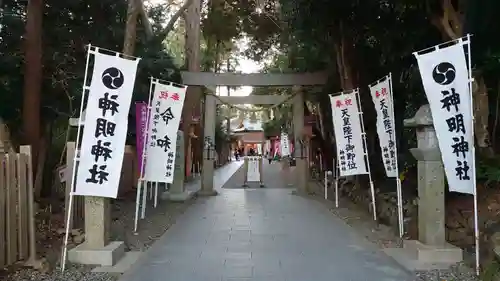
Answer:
92 251 142 274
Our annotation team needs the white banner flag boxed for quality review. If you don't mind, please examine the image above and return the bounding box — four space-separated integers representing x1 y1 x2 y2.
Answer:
144 80 187 183
75 51 140 198
330 91 368 176
369 76 398 177
247 156 261 182
280 133 290 156
414 41 474 194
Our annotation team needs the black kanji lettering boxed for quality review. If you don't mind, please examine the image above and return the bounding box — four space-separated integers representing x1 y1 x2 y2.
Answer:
440 88 460 112
90 140 112 162
98 93 119 117
451 135 469 158
344 135 353 144
388 140 395 148
383 119 392 131
347 161 357 170
160 107 174 126
446 114 466 134
86 164 109 184
156 135 171 152
343 126 352 136
455 160 470 180
94 118 116 138
341 109 350 118
345 144 355 152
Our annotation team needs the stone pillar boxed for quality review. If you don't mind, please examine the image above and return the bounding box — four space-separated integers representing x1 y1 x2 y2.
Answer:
292 88 308 194
404 105 445 246
163 131 193 201
84 197 110 248
199 94 218 196
68 195 125 267
383 104 462 270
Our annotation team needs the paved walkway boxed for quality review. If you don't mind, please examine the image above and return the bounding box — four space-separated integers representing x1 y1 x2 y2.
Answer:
119 161 415 281
223 160 293 189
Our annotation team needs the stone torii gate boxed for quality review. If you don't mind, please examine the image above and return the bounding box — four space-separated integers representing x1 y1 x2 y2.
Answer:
181 71 327 195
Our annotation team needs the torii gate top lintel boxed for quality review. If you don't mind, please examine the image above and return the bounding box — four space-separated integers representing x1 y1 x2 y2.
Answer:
181 71 327 86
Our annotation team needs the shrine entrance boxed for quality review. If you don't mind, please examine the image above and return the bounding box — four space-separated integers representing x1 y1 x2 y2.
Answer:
180 71 327 195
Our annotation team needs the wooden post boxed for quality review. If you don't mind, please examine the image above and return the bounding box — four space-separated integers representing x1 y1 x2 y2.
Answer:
20 145 37 264
0 154 6 267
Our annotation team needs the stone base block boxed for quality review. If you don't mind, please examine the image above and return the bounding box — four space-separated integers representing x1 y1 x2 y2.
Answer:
92 251 141 273
383 240 463 271
161 190 194 202
68 241 125 267
196 189 219 197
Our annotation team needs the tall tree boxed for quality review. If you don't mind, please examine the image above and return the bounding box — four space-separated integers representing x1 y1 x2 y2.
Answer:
23 0 43 156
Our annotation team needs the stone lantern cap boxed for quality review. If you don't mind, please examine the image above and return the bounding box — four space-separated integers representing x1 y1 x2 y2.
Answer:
403 104 433 128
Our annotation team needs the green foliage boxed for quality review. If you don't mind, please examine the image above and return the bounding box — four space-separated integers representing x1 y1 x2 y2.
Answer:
214 106 228 152
262 117 285 138
476 155 500 184
0 0 181 144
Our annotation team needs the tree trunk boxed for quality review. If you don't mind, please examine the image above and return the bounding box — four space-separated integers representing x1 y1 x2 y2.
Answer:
23 0 43 165
182 0 202 176
123 0 140 55
333 21 360 187
430 0 493 155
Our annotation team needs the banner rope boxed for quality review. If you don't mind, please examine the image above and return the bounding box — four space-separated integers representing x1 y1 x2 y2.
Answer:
205 92 297 113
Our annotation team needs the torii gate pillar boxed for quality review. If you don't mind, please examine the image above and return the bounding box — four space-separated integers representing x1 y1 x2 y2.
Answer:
292 87 309 194
198 94 218 196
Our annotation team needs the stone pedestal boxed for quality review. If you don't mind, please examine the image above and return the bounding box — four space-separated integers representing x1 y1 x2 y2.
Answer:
199 94 218 196
281 158 292 187
163 131 193 201
384 105 462 270
68 197 125 266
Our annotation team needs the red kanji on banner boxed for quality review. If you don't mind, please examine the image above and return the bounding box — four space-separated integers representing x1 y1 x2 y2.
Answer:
171 93 180 101
381 87 387 96
336 100 343 107
159 91 169 99
344 98 352 106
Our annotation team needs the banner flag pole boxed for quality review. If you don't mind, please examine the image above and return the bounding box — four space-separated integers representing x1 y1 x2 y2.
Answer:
354 89 377 221
387 73 404 238
61 44 93 272
464 34 480 277
134 77 155 233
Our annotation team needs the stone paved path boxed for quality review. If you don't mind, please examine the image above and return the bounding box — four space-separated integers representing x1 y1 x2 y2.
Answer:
223 159 293 189
119 161 415 281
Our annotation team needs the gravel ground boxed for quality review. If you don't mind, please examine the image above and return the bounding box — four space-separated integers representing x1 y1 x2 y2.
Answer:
306 184 480 281
4 188 197 281
2 174 480 281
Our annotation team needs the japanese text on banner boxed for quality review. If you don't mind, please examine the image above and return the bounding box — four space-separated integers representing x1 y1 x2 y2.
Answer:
414 41 474 194
144 81 187 183
330 92 368 177
280 133 290 156
369 78 398 177
75 52 140 198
